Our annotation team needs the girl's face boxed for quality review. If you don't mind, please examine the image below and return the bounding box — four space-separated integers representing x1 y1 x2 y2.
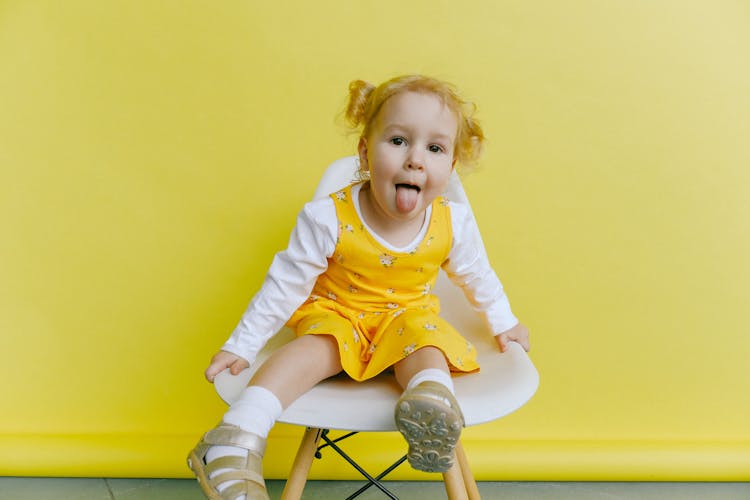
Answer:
358 91 457 226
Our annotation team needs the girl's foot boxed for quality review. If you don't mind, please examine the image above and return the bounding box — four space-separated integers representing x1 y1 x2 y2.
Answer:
394 381 464 473
187 423 269 500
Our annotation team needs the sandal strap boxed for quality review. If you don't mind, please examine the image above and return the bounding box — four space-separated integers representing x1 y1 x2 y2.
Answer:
223 479 267 499
203 424 267 455
205 455 265 486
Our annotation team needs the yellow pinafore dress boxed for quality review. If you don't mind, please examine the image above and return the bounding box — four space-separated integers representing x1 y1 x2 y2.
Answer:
287 183 478 381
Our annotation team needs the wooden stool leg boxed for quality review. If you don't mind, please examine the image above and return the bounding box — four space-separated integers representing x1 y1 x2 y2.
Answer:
442 455 469 500
281 427 323 500
455 441 481 500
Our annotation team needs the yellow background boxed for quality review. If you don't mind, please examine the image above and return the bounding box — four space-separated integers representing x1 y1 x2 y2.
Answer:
2 0 749 481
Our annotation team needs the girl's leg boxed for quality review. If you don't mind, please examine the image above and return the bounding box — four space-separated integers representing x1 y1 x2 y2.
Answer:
198 334 342 499
250 333 343 407
393 345 453 393
220 334 342 438
393 346 463 473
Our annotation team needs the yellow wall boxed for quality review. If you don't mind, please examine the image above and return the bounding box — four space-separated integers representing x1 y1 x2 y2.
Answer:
1 0 748 480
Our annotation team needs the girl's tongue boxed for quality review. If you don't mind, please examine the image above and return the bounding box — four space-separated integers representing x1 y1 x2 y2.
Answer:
396 184 420 213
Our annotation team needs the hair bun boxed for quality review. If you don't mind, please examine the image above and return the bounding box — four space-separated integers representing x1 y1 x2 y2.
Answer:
345 80 375 129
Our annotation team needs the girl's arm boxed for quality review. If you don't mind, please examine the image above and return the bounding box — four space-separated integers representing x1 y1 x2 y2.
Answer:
216 198 337 369
442 202 529 351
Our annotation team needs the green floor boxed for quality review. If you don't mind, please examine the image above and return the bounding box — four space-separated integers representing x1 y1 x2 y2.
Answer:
1 478 749 500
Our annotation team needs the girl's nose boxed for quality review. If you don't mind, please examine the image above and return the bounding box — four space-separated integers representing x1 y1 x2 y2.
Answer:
406 149 425 170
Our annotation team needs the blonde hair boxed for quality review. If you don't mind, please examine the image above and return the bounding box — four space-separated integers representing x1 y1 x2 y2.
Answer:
345 75 485 174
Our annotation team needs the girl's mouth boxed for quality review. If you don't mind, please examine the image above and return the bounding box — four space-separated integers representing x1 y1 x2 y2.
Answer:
395 183 421 212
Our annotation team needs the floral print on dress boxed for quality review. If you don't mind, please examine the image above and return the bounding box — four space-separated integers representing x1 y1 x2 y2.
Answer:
290 184 479 382
403 343 416 357
305 323 321 333
379 253 396 267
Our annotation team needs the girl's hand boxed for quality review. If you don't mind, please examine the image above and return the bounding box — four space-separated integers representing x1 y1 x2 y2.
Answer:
495 323 530 353
204 350 250 383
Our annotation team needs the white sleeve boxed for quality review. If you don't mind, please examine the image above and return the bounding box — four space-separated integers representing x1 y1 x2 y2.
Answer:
442 202 519 335
221 198 338 363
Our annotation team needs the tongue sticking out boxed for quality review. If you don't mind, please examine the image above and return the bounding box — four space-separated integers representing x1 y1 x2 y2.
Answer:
396 185 419 213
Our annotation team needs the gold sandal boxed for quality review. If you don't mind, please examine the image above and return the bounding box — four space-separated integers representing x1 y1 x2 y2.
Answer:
395 381 464 473
187 423 269 500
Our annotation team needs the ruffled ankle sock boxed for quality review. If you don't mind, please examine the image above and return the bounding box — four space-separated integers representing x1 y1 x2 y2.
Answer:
206 385 282 498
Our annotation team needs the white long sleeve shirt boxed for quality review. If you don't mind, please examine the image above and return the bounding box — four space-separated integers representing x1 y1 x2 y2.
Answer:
222 183 518 364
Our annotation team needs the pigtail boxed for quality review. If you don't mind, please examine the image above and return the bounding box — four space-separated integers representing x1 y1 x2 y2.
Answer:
345 80 375 130
458 109 485 169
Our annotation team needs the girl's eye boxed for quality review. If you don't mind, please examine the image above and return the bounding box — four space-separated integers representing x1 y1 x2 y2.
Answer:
390 137 406 146
429 144 444 153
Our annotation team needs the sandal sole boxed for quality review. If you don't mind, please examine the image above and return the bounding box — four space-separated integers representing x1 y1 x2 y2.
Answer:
395 392 463 473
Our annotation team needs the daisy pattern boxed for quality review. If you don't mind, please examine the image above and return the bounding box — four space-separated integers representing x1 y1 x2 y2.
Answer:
440 197 450 206
349 285 359 294
352 329 360 343
392 309 405 318
386 302 399 310
334 190 347 202
403 343 416 357
422 283 432 296
343 224 354 233
305 323 321 333
368 344 377 354
343 341 349 352
379 253 396 267
327 291 337 301
423 323 438 331
386 288 395 294
396 327 405 336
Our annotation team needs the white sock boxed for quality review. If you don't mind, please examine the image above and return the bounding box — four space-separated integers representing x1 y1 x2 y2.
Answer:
406 368 455 395
205 385 283 498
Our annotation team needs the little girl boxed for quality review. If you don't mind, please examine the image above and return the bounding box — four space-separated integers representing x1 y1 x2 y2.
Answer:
188 75 530 500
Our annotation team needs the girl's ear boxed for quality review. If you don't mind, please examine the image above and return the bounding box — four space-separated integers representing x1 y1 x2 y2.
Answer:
357 137 368 170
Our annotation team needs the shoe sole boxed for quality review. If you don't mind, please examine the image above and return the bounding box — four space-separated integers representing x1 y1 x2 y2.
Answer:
395 393 463 473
